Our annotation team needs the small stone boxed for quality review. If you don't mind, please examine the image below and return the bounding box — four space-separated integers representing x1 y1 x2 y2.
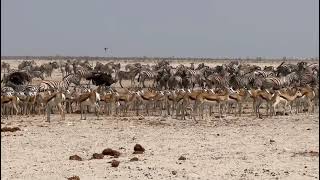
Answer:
91 153 104 159
102 148 121 157
133 151 144 154
69 155 82 161
134 144 145 152
111 160 120 167
67 175 80 180
130 157 139 161
172 171 177 175
270 139 275 143
178 156 186 160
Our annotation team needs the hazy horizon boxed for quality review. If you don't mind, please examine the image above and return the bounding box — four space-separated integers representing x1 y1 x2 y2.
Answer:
1 0 319 58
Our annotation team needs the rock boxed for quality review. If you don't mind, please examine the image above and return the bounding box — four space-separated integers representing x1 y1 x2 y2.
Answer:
172 171 177 175
67 175 80 180
133 151 144 154
102 148 121 157
270 139 275 143
1 127 21 132
178 156 186 160
67 176 80 180
134 144 145 152
130 157 139 161
111 160 120 167
91 153 104 159
69 155 82 161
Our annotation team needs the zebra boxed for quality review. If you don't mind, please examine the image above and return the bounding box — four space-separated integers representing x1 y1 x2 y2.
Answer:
254 70 275 78
205 73 230 89
75 66 92 79
137 69 158 88
40 62 59 77
1 62 10 74
1 86 15 94
116 68 141 88
262 72 299 90
39 73 81 92
299 70 318 87
29 70 45 80
185 67 209 88
229 72 254 90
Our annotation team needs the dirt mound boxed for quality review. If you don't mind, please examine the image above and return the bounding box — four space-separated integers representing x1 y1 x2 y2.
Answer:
91 153 104 159
67 175 80 180
69 155 83 161
102 148 120 158
1 127 21 132
130 157 139 161
134 144 145 153
292 151 319 157
178 156 186 160
111 160 120 167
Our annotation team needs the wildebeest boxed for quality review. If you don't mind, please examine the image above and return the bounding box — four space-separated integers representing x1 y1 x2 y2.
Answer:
86 72 117 87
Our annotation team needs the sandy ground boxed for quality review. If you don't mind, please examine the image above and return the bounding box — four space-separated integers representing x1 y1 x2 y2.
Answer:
1 59 319 179
1 113 319 180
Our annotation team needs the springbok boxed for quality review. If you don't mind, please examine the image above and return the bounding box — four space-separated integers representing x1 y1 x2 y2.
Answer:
43 91 66 122
77 90 101 120
1 95 20 117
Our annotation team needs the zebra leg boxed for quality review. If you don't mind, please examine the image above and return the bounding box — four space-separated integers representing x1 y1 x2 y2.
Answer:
95 103 100 120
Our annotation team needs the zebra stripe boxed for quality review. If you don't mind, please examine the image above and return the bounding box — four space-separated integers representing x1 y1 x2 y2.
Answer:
39 74 81 92
263 72 298 89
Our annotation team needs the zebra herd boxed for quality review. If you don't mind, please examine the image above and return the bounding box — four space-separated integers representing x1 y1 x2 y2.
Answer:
1 59 319 122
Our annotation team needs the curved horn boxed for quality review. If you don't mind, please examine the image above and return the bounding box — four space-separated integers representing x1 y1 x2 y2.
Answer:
277 61 285 68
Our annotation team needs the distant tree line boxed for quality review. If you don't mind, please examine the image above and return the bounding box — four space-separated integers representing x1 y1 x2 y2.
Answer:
1 55 318 62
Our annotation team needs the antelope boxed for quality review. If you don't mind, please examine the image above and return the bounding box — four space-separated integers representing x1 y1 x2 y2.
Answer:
100 91 117 115
136 89 165 116
114 91 140 116
227 88 249 116
175 89 200 121
43 91 66 122
1 95 20 117
193 87 233 120
248 88 262 116
296 85 316 114
273 90 302 115
77 90 101 120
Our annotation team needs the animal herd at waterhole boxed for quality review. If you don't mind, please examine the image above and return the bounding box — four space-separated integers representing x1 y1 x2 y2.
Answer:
1 59 319 123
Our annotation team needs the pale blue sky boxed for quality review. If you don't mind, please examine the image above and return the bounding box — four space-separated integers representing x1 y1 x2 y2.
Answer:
1 0 319 58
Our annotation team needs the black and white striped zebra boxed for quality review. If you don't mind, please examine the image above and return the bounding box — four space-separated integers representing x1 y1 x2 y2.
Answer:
229 71 256 90
254 70 275 78
74 66 92 79
299 70 318 87
262 72 299 89
39 73 81 92
116 68 140 88
1 86 15 94
205 73 230 89
137 70 158 88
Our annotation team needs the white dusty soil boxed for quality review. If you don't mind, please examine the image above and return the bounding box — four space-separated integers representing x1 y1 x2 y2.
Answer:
1 113 319 180
1 59 319 180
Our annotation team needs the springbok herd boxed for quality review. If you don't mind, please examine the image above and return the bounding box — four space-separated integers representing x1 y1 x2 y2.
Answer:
1 59 319 123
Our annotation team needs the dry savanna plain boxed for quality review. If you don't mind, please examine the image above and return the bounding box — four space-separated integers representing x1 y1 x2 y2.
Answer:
1 59 319 180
